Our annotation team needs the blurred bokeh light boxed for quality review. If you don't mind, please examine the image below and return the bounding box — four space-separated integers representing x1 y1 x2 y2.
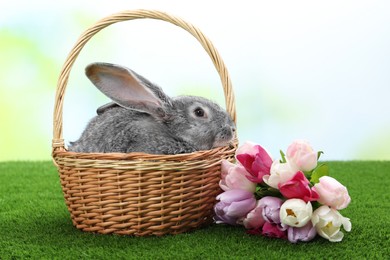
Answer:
1 1 389 161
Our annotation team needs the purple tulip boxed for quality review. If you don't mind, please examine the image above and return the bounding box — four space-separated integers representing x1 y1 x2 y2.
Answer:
287 222 317 243
214 189 256 225
258 196 283 224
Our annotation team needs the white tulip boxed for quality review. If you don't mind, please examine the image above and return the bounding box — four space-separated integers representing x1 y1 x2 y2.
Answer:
263 160 298 189
312 205 351 242
280 199 313 228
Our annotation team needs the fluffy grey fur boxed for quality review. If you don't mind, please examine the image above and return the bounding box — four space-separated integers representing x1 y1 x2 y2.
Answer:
68 63 235 154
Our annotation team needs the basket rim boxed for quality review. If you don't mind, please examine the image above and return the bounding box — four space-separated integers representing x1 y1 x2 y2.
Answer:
53 139 238 162
52 9 237 153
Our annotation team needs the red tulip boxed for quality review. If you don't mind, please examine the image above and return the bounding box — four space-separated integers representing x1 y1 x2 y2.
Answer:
236 142 273 183
279 171 319 202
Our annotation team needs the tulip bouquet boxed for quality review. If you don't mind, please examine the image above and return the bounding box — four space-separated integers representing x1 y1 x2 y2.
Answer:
214 140 352 243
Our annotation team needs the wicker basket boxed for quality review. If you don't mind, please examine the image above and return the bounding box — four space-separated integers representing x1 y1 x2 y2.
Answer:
52 9 237 236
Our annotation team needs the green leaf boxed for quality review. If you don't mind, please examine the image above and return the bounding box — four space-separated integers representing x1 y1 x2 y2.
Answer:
317 151 324 160
310 201 322 210
279 150 287 163
310 163 329 184
303 170 312 179
254 183 282 199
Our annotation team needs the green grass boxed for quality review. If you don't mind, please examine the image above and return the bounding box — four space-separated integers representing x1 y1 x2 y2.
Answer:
0 161 389 259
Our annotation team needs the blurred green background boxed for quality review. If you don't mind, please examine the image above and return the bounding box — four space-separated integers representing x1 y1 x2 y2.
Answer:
1 1 389 161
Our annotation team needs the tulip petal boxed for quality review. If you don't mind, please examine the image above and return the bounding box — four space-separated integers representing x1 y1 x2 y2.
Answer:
217 189 253 203
262 222 287 239
315 176 351 209
256 146 274 167
227 198 256 217
236 141 259 156
221 160 235 177
342 217 352 232
236 154 253 171
236 143 273 184
287 223 317 243
329 231 344 242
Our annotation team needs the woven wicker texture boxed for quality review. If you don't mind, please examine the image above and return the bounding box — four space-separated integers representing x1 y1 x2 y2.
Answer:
52 9 237 236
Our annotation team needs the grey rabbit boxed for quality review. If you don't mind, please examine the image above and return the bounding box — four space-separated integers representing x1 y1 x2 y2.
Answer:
68 62 236 154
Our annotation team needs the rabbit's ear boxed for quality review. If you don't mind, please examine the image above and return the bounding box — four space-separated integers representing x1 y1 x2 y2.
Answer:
96 102 119 115
86 63 171 118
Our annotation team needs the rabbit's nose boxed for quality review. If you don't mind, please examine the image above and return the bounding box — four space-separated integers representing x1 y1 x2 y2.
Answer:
222 125 234 138
226 125 235 135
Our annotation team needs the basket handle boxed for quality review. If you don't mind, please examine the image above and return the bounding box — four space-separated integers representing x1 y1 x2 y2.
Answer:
52 9 236 150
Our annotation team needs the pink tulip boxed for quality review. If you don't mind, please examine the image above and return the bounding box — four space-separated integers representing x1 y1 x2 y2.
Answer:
287 222 317 243
214 189 257 225
286 140 318 172
236 142 273 183
279 171 319 202
240 201 266 229
262 222 287 239
219 160 256 192
313 176 351 210
246 228 262 236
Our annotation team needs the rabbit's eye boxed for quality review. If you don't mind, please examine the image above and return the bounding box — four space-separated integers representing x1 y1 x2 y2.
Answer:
194 107 205 117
